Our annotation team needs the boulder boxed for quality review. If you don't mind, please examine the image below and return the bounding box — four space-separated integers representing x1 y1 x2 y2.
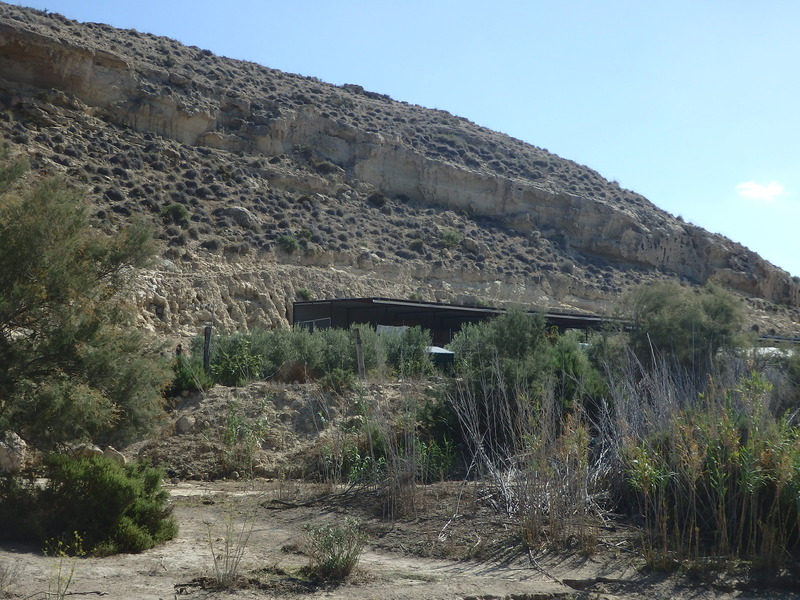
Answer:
104 446 127 465
175 415 196 434
71 443 104 460
0 431 27 473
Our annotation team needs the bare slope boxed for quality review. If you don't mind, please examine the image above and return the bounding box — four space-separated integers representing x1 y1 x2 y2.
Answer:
1 2 798 337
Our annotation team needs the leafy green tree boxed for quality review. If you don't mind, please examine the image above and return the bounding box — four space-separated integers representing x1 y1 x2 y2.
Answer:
0 147 169 449
623 281 742 376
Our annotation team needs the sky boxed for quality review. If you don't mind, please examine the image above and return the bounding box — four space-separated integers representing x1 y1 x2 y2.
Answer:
9 1 800 276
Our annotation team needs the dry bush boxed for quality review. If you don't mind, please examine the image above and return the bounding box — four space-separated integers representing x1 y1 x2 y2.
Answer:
448 360 609 553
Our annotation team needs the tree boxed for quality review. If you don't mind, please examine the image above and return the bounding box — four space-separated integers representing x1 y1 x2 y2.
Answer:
623 281 742 376
0 146 169 450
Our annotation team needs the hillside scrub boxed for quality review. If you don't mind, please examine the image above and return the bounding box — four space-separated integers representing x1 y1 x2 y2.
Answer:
0 147 170 450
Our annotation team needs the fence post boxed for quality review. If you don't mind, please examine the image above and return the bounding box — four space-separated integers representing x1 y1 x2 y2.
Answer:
354 328 366 380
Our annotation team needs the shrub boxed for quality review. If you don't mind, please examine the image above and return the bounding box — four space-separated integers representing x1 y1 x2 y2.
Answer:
0 455 176 554
160 202 189 226
440 229 461 249
276 234 299 254
170 354 213 394
319 368 356 396
408 238 424 253
302 518 366 581
209 336 263 387
296 287 313 301
623 281 742 379
383 326 434 378
366 191 386 208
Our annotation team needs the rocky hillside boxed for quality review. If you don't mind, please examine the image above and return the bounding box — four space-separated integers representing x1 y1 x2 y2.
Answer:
1 2 798 339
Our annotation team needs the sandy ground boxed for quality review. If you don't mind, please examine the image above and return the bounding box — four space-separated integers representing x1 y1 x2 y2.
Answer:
2 478 798 600
3 384 799 599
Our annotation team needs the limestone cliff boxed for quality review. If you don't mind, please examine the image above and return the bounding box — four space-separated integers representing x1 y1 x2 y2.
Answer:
0 3 798 338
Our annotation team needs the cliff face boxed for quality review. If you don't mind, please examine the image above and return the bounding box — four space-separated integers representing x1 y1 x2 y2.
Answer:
0 3 798 338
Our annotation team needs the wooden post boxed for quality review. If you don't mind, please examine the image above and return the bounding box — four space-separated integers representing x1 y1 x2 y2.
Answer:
353 328 366 380
203 324 212 373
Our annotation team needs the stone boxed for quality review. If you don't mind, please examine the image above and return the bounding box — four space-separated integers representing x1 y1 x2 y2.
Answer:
71 443 104 460
175 415 196 434
0 431 27 473
104 446 127 465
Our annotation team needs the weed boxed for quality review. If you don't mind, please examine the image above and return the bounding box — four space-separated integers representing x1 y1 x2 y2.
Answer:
222 399 267 477
302 518 366 581
296 287 313 301
206 498 257 588
43 531 86 600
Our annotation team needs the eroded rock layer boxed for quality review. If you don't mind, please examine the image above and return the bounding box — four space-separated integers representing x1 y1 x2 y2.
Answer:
1 3 798 338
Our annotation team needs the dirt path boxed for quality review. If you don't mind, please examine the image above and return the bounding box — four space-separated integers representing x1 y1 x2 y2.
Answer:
1 480 794 600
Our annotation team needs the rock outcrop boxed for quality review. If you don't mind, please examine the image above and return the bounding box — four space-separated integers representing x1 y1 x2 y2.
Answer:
0 431 26 473
0 2 798 337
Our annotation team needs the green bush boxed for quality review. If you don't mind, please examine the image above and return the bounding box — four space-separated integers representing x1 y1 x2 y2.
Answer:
440 229 461 249
170 354 213 394
210 336 263 387
383 326 434 378
160 202 189 226
276 234 299 254
319 368 356 396
623 282 742 378
302 517 366 581
0 455 177 554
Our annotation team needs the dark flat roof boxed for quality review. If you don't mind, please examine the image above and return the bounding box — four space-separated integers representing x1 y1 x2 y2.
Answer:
292 297 629 329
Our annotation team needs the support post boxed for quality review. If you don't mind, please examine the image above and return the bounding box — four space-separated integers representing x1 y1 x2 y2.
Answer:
353 328 366 380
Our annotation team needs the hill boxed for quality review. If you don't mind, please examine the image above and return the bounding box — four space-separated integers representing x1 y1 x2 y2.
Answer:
1 2 798 338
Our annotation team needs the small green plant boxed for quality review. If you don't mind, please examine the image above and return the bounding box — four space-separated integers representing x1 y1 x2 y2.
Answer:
206 498 256 588
296 287 313 301
440 229 461 249
160 202 189 226
222 400 267 477
43 531 86 600
302 517 366 581
276 234 299 254
170 354 213 394
318 367 356 396
210 338 263 387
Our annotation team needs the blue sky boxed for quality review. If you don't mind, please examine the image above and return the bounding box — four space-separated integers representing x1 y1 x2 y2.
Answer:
10 1 800 276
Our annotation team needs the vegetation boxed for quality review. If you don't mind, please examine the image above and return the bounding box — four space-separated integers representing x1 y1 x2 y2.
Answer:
189 324 434 388
276 233 300 254
440 229 461 249
302 517 366 581
623 281 742 378
0 455 176 554
0 147 169 450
